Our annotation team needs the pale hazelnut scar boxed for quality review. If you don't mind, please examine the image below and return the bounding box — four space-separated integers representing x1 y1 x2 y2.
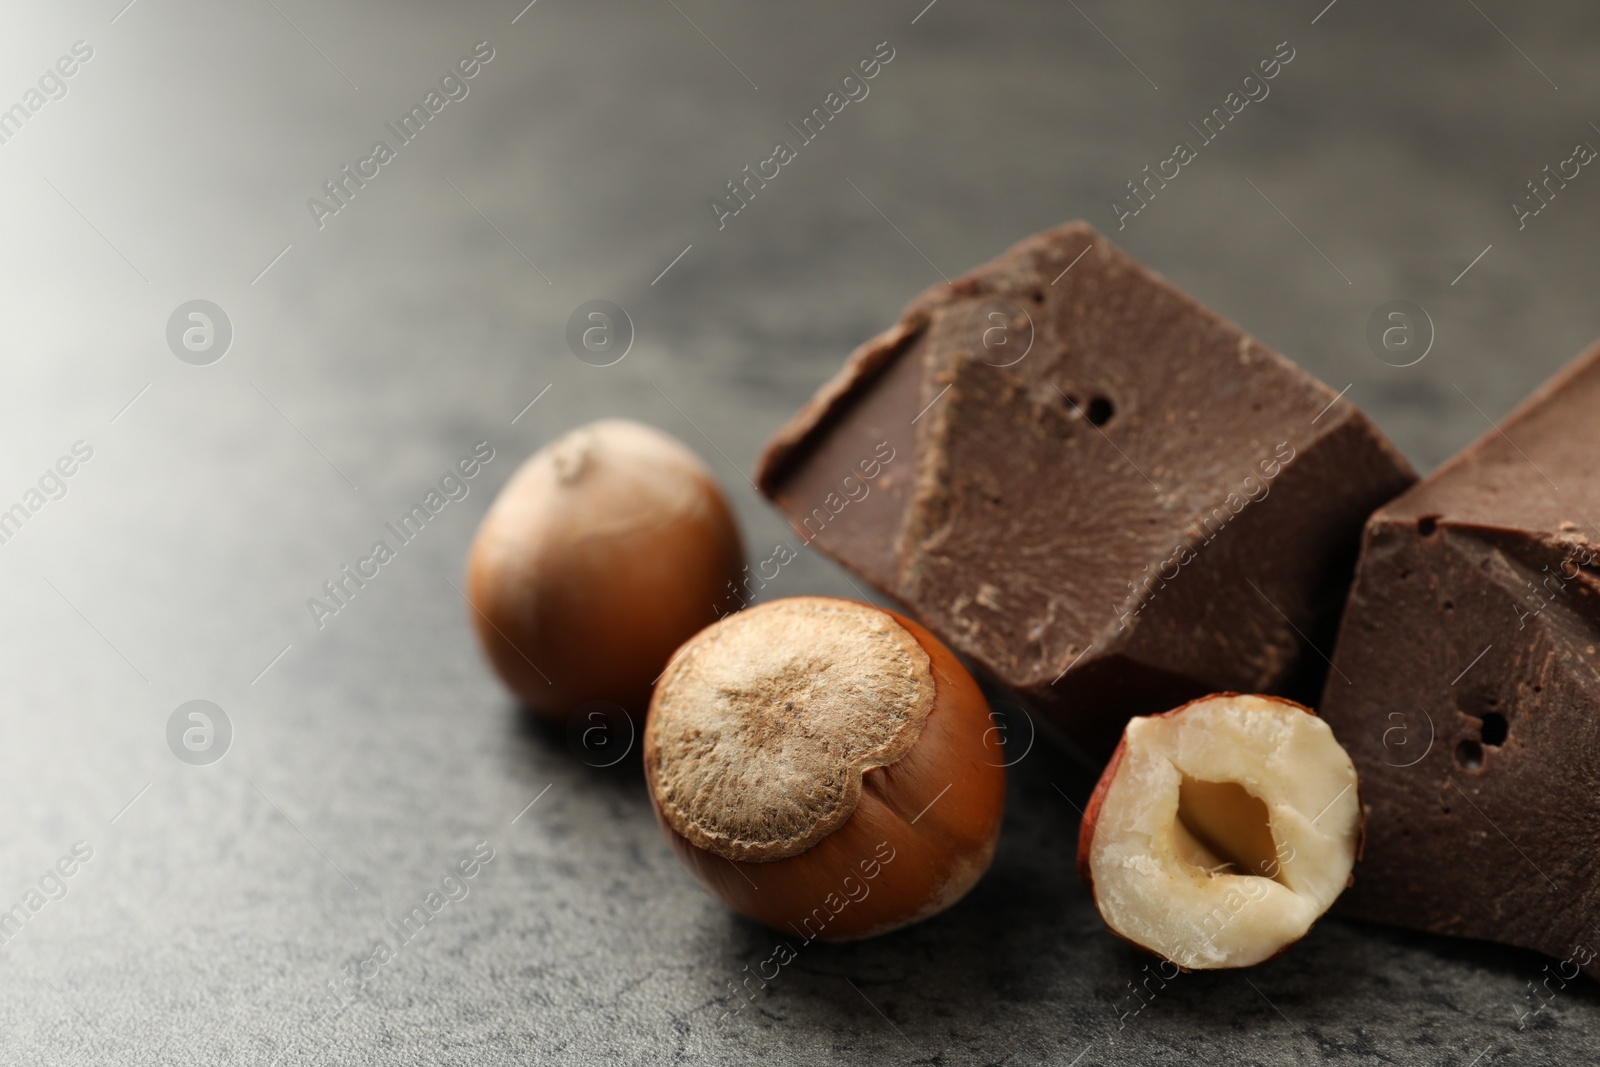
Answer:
647 597 936 862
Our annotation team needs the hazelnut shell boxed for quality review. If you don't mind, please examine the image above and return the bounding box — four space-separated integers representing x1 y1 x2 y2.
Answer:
466 419 744 722
645 597 1005 941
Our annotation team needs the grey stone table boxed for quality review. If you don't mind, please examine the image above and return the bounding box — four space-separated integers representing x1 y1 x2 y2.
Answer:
1 0 1596 1063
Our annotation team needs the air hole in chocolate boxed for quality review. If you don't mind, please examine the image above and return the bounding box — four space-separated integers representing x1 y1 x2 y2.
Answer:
1173 776 1287 884
1086 396 1115 427
1443 600 1455 613
1030 289 1044 304
1455 739 1484 770
1481 712 1509 746
1418 516 1439 537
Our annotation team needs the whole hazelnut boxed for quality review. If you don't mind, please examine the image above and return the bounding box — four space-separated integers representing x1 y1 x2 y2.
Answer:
466 418 744 721
1078 693 1363 969
644 596 1005 940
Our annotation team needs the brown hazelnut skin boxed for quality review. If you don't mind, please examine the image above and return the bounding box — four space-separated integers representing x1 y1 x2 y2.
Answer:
645 600 1005 941
465 418 743 722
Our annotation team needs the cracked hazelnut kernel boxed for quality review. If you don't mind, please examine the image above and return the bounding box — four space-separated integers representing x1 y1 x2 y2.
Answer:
466 419 744 722
644 596 1005 940
1078 693 1362 969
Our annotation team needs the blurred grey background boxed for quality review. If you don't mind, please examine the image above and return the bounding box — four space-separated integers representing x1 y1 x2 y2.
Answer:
0 0 1596 1063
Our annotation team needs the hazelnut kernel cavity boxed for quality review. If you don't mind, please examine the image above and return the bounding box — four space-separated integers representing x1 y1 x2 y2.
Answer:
1078 693 1363 970
645 596 1005 940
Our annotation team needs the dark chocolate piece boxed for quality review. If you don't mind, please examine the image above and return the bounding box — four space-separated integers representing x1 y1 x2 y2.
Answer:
1320 340 1600 979
756 222 1415 757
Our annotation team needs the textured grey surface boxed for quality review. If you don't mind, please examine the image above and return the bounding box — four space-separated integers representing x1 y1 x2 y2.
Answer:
2 0 1598 1063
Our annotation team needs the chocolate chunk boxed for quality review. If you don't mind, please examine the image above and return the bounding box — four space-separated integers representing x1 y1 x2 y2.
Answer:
756 222 1415 756
1320 340 1600 978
